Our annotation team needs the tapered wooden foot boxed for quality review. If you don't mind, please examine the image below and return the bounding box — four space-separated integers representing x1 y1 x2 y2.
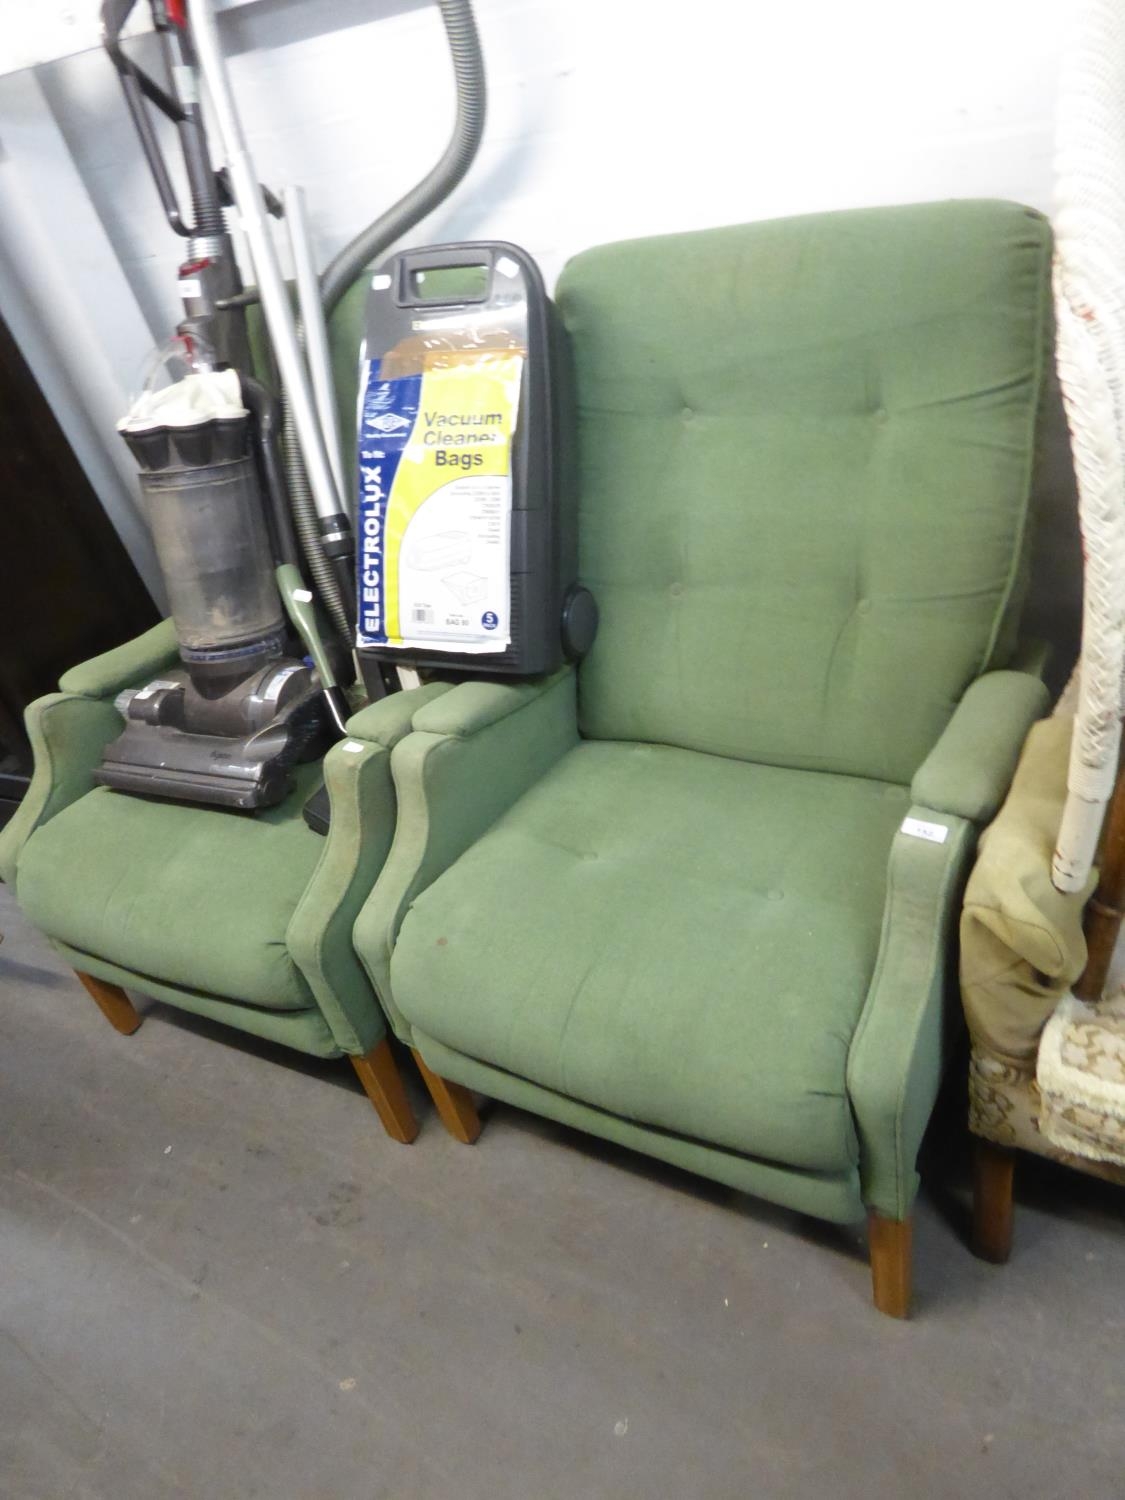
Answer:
75 970 142 1036
412 1049 481 1144
350 1040 419 1143
869 1213 912 1318
972 1138 1015 1264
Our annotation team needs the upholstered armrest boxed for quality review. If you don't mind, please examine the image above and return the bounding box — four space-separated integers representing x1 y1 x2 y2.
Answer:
408 676 569 738
0 622 182 886
58 619 179 699
353 669 579 1030
344 684 453 748
0 693 125 886
847 807 977 1219
849 676 1047 1217
286 681 452 1055
911 671 1049 825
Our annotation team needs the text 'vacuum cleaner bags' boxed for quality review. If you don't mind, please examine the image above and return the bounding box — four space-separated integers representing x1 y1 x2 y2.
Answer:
356 350 523 653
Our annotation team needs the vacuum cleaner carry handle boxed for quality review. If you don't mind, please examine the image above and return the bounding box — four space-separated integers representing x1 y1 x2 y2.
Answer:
102 0 183 118
102 0 196 237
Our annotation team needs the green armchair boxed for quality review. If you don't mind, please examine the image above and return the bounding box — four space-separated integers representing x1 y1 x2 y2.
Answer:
0 617 450 1140
354 201 1055 1313
0 274 449 1140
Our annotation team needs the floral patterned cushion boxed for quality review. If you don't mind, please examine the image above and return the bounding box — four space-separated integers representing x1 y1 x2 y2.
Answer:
970 1043 1125 1185
1037 991 1125 1166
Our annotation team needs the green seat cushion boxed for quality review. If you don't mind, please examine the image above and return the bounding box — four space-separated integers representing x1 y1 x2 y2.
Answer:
18 764 326 1011
557 200 1051 783
391 742 910 1171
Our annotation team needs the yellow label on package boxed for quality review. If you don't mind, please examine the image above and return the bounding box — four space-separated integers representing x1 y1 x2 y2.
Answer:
356 351 523 652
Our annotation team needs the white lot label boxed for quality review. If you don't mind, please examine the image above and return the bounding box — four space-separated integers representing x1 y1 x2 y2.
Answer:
900 816 949 844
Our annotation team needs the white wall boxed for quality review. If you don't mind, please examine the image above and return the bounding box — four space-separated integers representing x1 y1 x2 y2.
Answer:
1 0 1067 580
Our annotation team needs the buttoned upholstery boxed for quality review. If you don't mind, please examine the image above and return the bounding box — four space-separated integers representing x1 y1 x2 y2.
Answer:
566 202 1049 782
392 739 911 1171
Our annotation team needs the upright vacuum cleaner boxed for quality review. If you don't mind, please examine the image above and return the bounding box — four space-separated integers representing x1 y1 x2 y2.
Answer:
94 0 488 811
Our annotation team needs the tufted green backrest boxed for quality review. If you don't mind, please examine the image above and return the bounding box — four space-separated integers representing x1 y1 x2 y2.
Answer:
556 201 1052 785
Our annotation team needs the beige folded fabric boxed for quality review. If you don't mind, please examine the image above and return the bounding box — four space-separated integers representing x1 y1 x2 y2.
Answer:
960 713 1094 1065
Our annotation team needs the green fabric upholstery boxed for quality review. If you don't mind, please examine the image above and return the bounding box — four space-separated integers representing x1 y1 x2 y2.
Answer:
911 670 1049 823
559 200 1051 784
393 740 910 1171
415 1032 863 1223
344 680 453 747
19 763 326 1012
409 672 573 739
360 203 1055 1228
57 619 179 698
8 613 442 1059
50 939 342 1058
5 274 415 1065
287 679 452 1053
848 808 976 1219
1 626 183 887
0 693 124 886
354 671 579 1028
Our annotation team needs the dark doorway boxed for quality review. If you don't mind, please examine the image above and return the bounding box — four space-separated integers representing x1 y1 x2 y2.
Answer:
0 314 157 825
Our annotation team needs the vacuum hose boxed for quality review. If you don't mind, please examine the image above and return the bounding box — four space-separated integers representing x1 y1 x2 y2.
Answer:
320 0 487 317
282 0 487 642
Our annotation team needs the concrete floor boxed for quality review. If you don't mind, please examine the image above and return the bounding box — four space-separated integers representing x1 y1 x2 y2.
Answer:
1 884 1123 1499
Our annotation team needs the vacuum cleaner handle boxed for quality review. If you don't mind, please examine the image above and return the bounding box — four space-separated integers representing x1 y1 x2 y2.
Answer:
102 0 182 117
102 0 282 241
102 0 196 237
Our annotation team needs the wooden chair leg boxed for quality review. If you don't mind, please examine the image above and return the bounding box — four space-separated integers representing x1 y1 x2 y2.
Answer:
350 1040 419 1144
972 1138 1015 1264
75 970 142 1036
412 1049 482 1144
869 1213 912 1318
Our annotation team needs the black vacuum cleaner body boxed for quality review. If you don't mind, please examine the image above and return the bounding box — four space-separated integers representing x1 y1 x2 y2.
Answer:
354 241 596 695
101 662 323 811
102 663 325 816
96 393 326 810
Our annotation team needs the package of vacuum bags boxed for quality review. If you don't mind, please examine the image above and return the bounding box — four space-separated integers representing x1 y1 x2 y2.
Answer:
355 350 523 652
